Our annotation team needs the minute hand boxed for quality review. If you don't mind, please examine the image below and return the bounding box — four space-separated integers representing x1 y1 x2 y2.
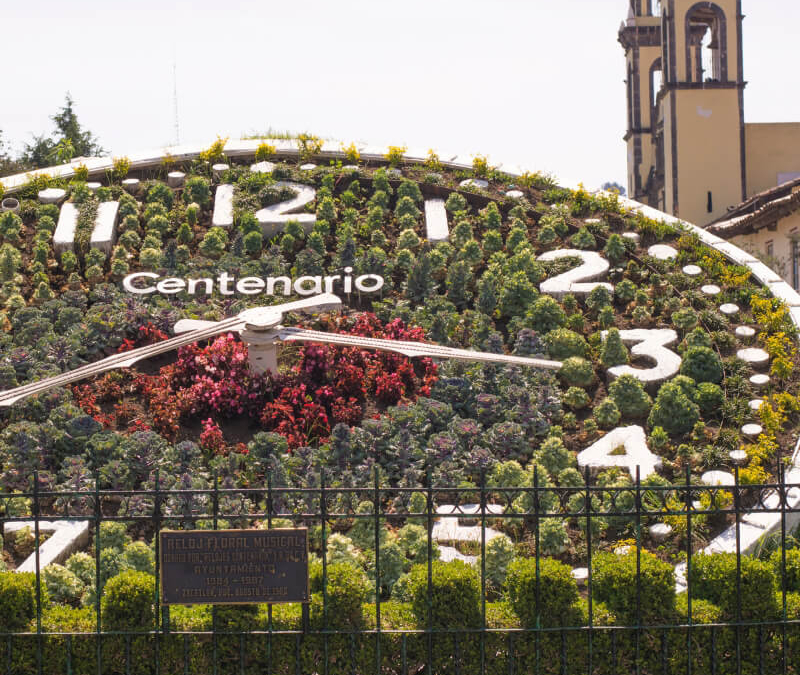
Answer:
275 328 563 370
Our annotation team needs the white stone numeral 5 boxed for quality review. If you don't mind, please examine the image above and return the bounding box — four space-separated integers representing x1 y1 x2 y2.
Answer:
537 250 613 298
602 328 681 385
255 181 317 239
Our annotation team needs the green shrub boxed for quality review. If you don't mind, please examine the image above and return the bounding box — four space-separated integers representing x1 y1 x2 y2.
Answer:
600 327 629 367
474 534 516 593
559 356 594 388
122 541 155 575
323 563 369 628
595 397 621 429
527 295 566 334
544 328 588 360
680 346 723 384
569 227 596 249
534 436 571 476
564 386 590 410
198 227 229 258
672 307 698 332
585 285 612 312
689 553 778 620
609 374 652 419
770 548 800 593
101 570 154 630
0 571 46 631
183 176 211 206
43 564 85 606
615 278 637 304
695 382 724 414
539 518 569 554
648 380 700 436
408 560 481 629
593 550 675 624
505 557 579 627
96 521 131 553
146 182 173 208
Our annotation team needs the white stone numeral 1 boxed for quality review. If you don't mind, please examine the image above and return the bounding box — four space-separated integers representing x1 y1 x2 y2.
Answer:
602 328 681 385
537 250 613 298
255 181 317 239
577 425 661 479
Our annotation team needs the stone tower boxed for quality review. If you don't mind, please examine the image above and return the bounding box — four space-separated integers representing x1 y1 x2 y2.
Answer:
620 1 745 226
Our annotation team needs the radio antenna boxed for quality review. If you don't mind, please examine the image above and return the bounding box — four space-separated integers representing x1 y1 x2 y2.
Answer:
172 55 180 145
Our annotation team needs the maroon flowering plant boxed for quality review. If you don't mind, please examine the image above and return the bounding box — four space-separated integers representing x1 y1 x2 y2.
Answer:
72 313 438 450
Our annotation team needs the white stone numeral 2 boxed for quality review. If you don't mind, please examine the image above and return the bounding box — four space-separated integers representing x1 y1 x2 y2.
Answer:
577 425 662 479
602 328 681 385
255 181 317 239
537 250 613 299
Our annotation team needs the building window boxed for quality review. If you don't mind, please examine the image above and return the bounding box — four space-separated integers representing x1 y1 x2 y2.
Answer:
793 237 800 291
766 241 774 259
649 0 661 17
707 191 713 213
650 59 663 113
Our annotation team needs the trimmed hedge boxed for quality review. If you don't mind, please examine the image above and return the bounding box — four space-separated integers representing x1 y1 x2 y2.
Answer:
408 560 481 629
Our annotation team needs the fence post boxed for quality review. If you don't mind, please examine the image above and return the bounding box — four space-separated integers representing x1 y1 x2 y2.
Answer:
266 471 273 675
212 472 218 675
780 462 788 675
733 464 742 675
33 471 42 675
584 466 593 674
480 467 486 675
684 464 693 675
94 469 102 675
533 464 541 675
635 465 641 675
374 466 381 673
154 468 163 675
426 466 433 675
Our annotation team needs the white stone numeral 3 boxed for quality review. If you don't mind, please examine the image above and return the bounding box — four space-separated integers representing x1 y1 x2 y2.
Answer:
602 328 681 385
537 250 613 298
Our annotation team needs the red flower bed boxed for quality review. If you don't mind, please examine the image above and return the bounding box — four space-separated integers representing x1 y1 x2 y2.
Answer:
72 314 438 450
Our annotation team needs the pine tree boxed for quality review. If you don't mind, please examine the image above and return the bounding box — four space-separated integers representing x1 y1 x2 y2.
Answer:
445 260 471 309
406 252 433 305
601 328 629 367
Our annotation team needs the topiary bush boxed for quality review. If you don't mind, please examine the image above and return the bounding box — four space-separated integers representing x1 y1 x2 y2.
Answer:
608 374 652 419
770 548 800 593
680 346 724 384
695 382 724 414
648 380 700 436
101 570 154 630
594 397 621 429
544 328 588 360
0 571 46 631
600 327 629 367
43 564 85 606
408 560 481 629
593 550 675 624
564 386 590 410
505 557 579 627
559 356 594 388
321 562 368 629
534 436 571 476
689 553 778 620
527 295 566 334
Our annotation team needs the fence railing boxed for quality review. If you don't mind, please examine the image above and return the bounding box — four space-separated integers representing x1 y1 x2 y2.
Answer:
1 465 799 674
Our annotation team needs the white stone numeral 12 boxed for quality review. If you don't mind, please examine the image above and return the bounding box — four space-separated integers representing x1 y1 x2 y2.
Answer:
537 250 613 298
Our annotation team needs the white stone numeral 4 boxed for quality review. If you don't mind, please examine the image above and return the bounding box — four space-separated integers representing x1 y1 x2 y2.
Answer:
537 250 613 298
577 425 662 479
255 181 317 239
602 328 681 385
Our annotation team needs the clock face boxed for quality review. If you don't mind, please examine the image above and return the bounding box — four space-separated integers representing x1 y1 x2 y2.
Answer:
0 141 795 560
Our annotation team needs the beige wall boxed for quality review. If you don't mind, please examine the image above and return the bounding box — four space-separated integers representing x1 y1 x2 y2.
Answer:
731 211 800 289
668 88 743 225
745 123 800 196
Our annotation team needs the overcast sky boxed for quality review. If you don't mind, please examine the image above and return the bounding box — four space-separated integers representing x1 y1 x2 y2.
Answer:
2 1 799 190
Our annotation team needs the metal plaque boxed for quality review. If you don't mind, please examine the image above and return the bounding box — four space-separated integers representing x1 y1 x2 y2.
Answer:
160 528 309 605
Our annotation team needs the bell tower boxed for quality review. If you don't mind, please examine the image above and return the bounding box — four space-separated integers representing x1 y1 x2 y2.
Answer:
620 1 746 226
619 1 664 208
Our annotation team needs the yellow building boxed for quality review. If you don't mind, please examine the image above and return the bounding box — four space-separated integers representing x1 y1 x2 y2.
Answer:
620 0 800 235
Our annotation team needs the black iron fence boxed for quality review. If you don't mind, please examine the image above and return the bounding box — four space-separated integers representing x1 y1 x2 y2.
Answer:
2 464 800 674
